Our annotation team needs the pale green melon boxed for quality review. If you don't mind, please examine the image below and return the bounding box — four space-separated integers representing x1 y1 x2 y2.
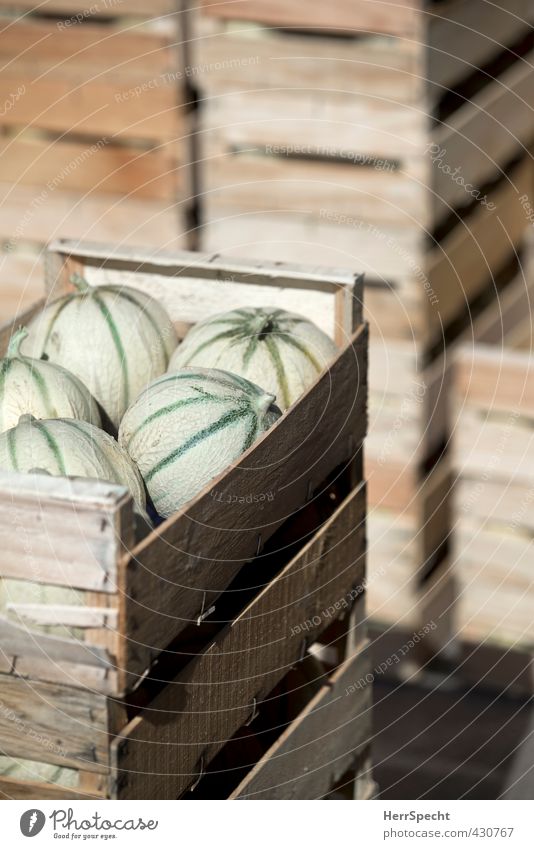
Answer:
119 367 281 517
0 414 147 518
22 275 178 428
0 327 101 433
169 307 338 411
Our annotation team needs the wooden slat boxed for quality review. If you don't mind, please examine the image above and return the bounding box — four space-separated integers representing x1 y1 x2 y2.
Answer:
202 143 428 229
200 88 425 162
1 0 175 15
6 604 118 629
111 482 366 799
0 17 174 73
0 472 134 592
200 0 421 37
426 158 530 340
455 344 534 417
0 674 110 773
0 775 103 800
0 73 182 144
231 642 372 799
432 50 534 220
0 136 181 200
427 0 534 91
0 184 187 253
194 19 422 103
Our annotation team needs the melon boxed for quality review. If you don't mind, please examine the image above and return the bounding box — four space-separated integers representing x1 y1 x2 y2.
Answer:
0 326 101 433
168 307 338 410
119 367 281 517
22 274 178 428
0 414 147 518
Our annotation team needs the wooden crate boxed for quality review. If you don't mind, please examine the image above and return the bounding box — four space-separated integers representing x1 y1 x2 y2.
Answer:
0 239 366 697
441 269 534 656
190 0 534 632
0 0 192 306
0 240 368 797
0 482 368 799
193 1 534 345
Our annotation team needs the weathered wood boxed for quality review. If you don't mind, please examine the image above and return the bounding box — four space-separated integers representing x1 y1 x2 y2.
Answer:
427 0 534 91
6 604 118 629
1 0 175 15
231 642 372 799
427 158 530 336
200 0 421 37
433 49 534 219
0 136 181 200
0 17 183 144
0 775 102 800
0 472 134 591
111 482 366 799
0 184 187 253
0 674 110 773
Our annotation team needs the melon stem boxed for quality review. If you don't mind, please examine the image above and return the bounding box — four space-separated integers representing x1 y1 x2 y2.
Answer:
70 273 92 293
255 392 277 418
6 326 29 358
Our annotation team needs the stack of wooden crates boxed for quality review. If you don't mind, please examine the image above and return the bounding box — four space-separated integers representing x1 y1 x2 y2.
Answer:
190 0 534 632
0 0 191 322
0 240 371 799
422 231 534 694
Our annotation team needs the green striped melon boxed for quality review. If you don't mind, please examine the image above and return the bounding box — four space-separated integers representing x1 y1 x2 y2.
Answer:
119 367 281 518
0 327 101 434
169 307 338 411
0 414 147 518
22 274 178 428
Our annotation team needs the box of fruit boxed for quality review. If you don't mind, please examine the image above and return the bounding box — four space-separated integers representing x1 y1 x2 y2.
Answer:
0 240 368 699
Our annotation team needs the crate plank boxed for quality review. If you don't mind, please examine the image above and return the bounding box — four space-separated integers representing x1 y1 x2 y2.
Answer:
3 0 175 15
111 482 366 799
427 0 533 90
231 642 372 799
433 49 534 218
0 135 181 200
200 0 421 37
0 775 100 800
0 184 187 253
0 675 109 773
427 158 530 335
0 472 134 592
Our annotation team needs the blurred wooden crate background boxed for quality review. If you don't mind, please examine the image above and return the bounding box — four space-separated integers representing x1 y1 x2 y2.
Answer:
0 0 191 321
419 234 534 692
190 0 534 628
